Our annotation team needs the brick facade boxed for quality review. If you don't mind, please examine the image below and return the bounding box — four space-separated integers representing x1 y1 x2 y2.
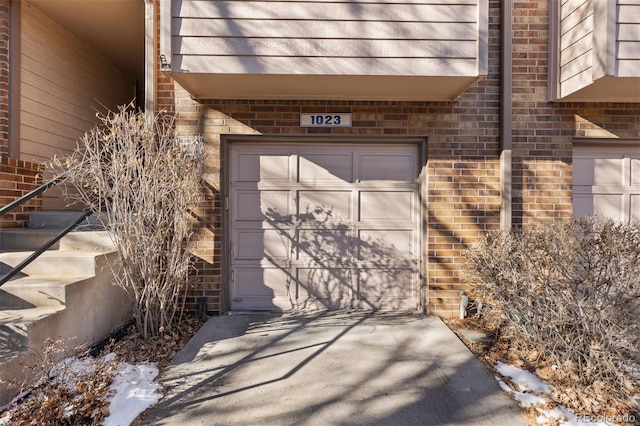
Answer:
158 0 640 317
0 157 43 228
0 0 9 157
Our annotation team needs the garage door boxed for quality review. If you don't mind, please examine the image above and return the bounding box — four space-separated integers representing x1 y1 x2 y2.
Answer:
573 144 640 223
229 142 421 311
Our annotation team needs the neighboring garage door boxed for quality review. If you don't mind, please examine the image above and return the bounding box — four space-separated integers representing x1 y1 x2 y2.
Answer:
573 144 640 223
229 142 421 311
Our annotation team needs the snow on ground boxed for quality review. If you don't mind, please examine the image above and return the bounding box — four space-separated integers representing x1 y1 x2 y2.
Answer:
103 361 162 426
494 361 622 426
0 355 163 426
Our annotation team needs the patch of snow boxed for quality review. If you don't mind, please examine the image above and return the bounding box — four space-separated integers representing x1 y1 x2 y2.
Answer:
102 362 162 426
497 378 548 407
494 362 617 426
495 360 550 394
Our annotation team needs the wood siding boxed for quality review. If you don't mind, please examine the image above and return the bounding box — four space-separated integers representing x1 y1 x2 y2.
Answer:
20 1 132 165
171 0 483 78
618 0 640 76
559 0 593 96
558 0 640 98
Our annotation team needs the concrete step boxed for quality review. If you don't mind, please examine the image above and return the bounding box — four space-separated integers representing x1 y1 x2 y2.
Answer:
26 210 107 231
0 250 114 277
0 275 93 308
0 255 130 406
0 228 115 253
59 230 115 252
0 210 126 406
0 228 62 252
0 306 65 364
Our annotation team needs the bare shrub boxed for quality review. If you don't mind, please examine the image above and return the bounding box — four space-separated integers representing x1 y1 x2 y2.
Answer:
48 105 204 339
464 216 640 413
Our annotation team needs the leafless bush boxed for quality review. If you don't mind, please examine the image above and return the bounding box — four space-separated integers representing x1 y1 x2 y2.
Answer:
464 216 640 413
48 105 204 339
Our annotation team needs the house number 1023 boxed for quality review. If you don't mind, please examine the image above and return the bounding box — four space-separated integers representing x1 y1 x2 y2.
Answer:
300 113 352 127
311 115 341 125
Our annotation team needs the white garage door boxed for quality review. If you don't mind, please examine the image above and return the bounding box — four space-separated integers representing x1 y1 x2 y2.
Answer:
573 144 640 223
229 143 421 311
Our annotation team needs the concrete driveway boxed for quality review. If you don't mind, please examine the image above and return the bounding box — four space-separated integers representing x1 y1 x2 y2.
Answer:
143 311 527 425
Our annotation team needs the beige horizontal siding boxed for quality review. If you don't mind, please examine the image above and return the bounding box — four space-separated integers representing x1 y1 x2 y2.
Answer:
174 38 477 58
559 0 593 87
175 19 478 40
172 0 482 78
20 2 132 165
618 2 640 72
174 1 477 22
619 4 640 23
176 56 478 76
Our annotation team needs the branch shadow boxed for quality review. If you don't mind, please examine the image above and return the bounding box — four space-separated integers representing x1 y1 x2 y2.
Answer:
142 311 525 425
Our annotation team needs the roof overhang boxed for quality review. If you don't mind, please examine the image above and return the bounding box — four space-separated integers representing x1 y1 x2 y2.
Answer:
170 73 483 102
557 76 640 103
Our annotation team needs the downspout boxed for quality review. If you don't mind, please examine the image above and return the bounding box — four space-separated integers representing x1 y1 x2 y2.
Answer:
144 0 156 114
500 0 513 230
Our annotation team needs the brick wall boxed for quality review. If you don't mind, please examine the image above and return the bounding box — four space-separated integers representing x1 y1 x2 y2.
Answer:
510 0 640 227
158 0 640 317
0 157 43 228
0 0 9 156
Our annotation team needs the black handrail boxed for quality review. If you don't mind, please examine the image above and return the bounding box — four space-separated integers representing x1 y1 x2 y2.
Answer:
0 166 92 287
0 210 92 286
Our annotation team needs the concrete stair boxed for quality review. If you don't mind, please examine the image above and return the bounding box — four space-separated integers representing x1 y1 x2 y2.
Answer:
0 211 130 407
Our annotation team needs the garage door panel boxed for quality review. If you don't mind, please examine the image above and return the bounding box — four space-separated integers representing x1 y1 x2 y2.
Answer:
236 229 290 260
592 193 624 221
573 158 624 185
233 265 289 304
593 159 624 185
299 153 353 183
359 191 414 220
357 229 414 260
296 228 351 260
632 158 640 184
573 145 640 223
358 269 414 310
631 195 640 222
360 153 415 182
235 190 291 221
235 153 290 182
297 268 353 309
298 190 352 220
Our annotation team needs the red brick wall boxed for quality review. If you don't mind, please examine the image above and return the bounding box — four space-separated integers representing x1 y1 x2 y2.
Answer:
0 157 43 228
510 0 640 227
0 0 9 157
158 0 640 317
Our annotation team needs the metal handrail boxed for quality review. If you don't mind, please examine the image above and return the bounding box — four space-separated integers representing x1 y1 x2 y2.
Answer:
0 166 92 287
0 210 92 286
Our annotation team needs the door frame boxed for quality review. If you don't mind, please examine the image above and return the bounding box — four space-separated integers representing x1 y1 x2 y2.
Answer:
221 135 428 313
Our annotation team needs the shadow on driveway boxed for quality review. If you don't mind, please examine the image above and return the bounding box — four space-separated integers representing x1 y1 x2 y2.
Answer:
143 311 526 425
